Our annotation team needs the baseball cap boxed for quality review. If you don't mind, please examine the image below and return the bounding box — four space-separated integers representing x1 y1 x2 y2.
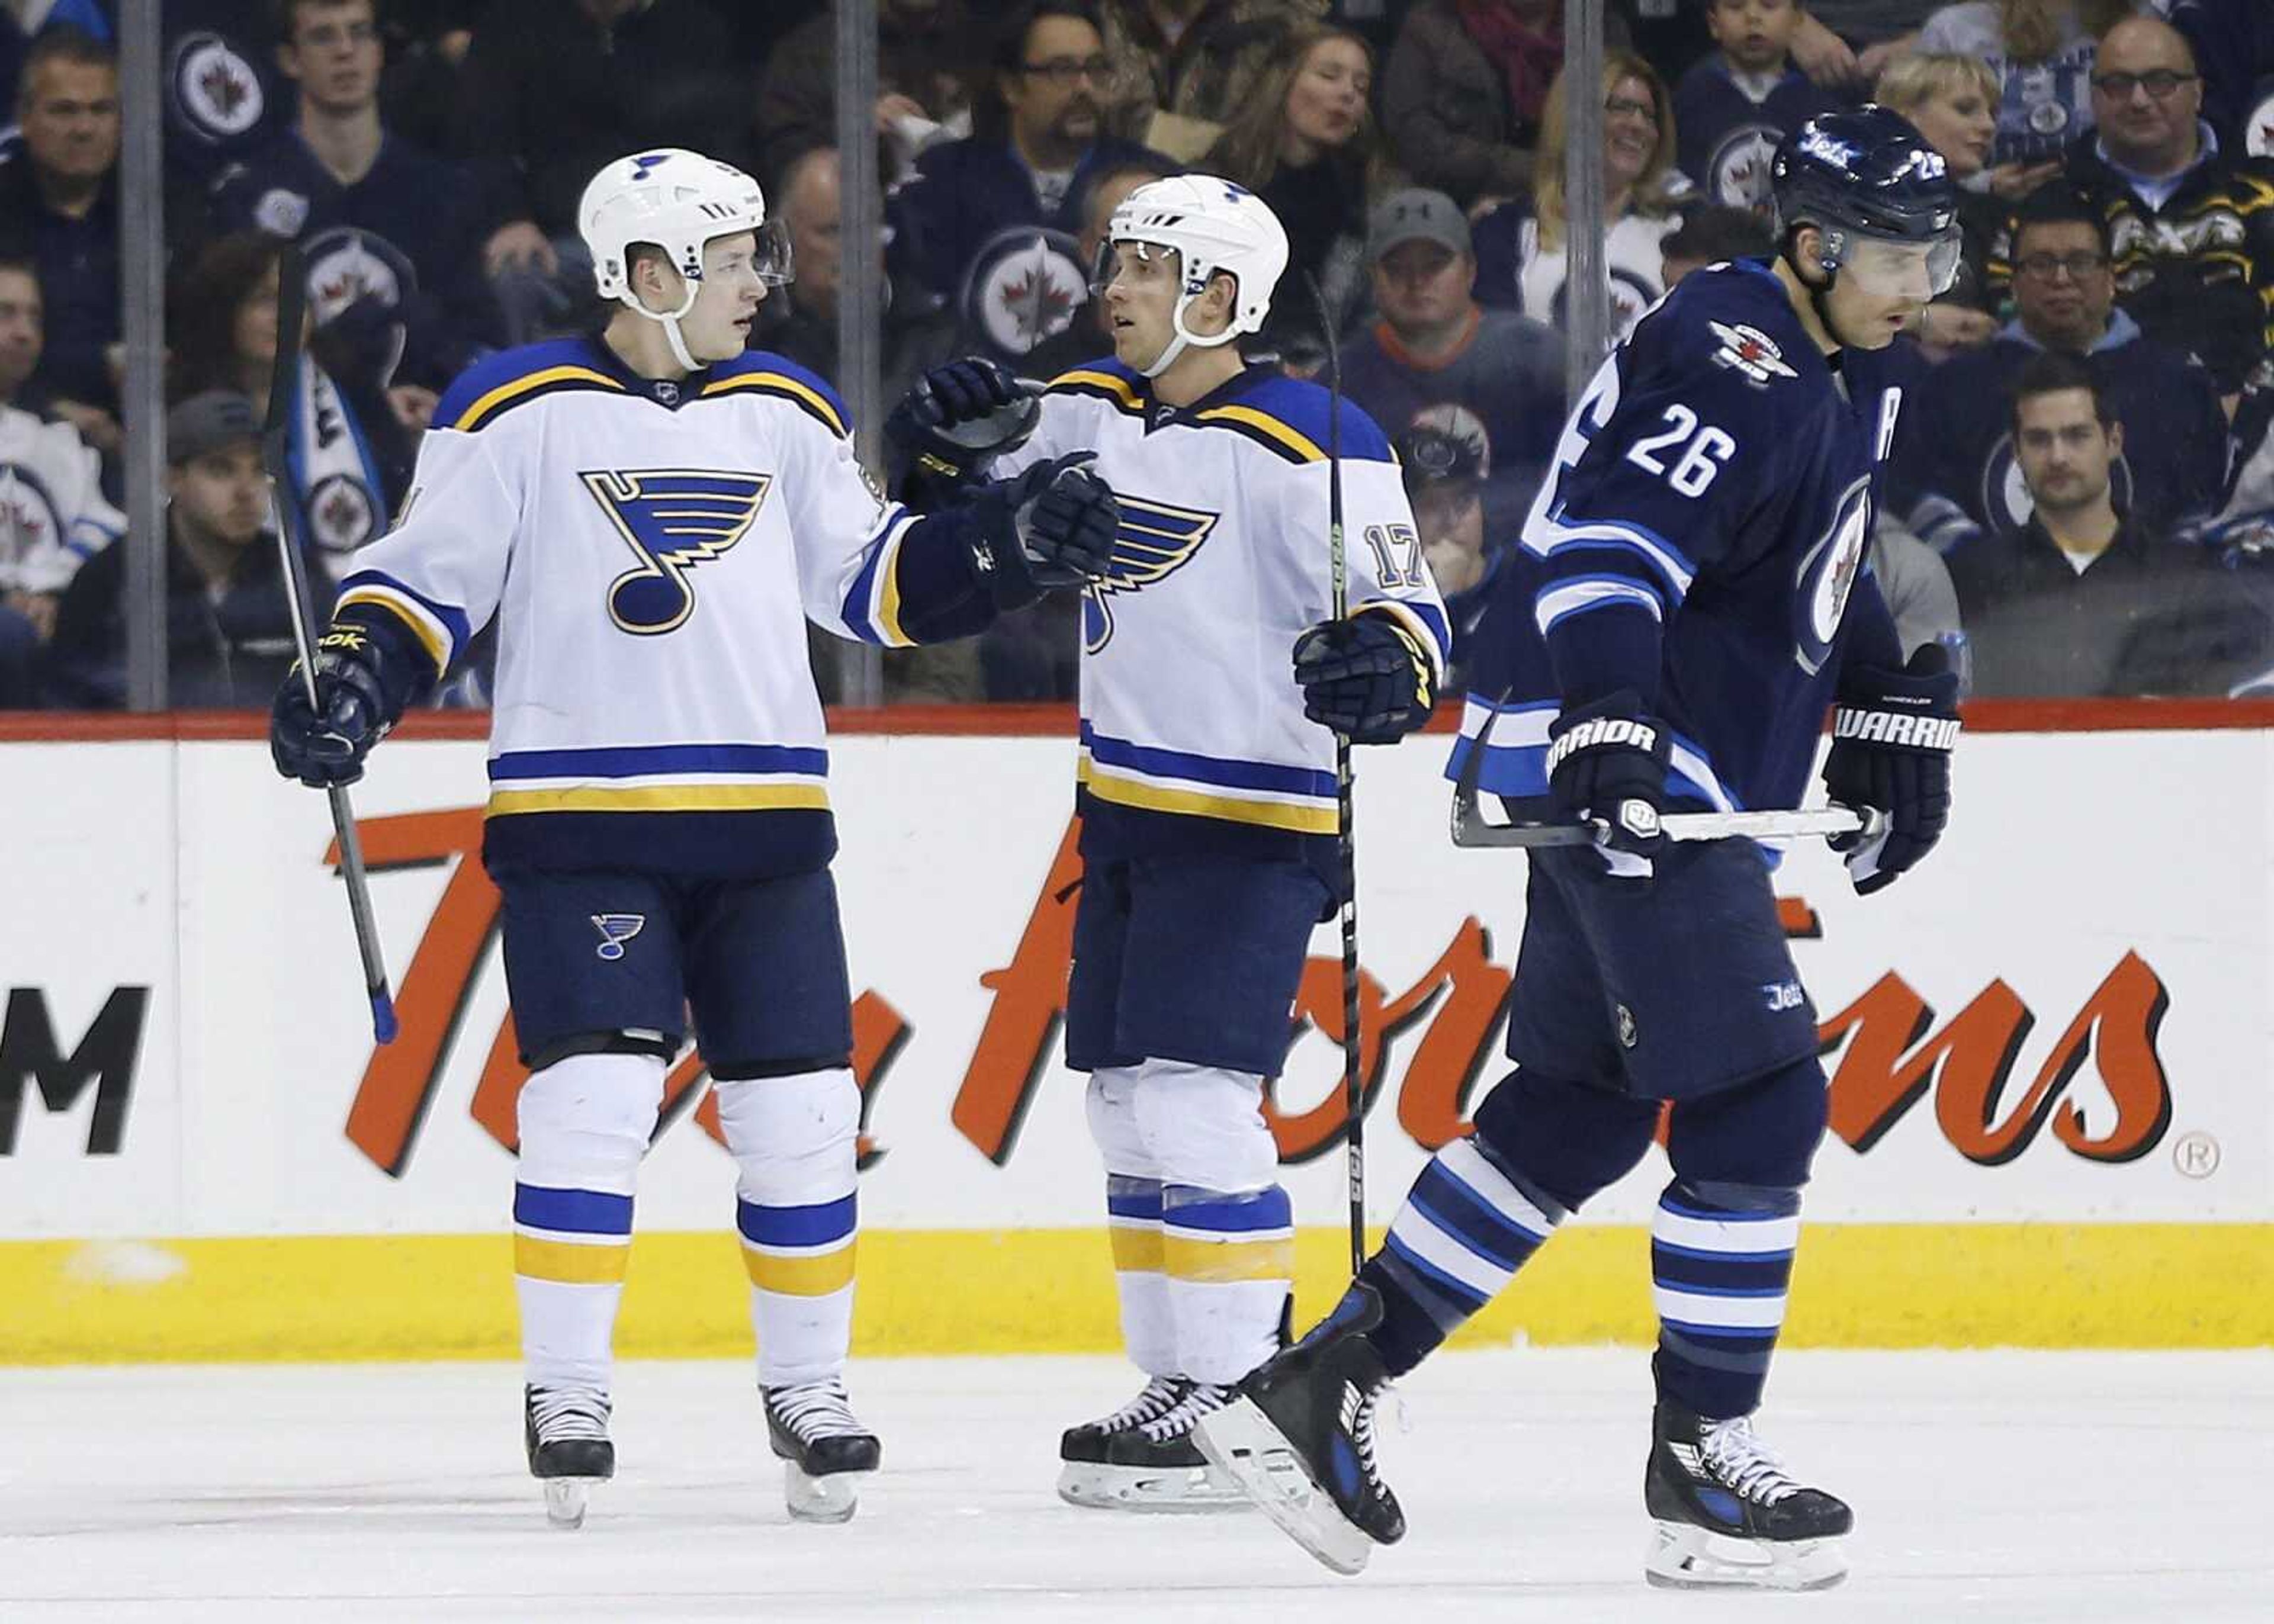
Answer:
166 391 262 465
1367 189 1470 268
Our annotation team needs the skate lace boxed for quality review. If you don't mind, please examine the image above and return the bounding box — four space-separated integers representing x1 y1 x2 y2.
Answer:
1088 1375 1186 1436
1134 1381 1233 1444
769 1378 864 1444
1351 1382 1387 1491
529 1386 609 1444
1701 1415 1800 1506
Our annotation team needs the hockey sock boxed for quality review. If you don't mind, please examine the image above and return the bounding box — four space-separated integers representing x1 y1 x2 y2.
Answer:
1161 1183 1296 1384
713 1069 859 1388
1368 1134 1569 1376
1650 1179 1800 1419
514 1051 663 1391
1087 1066 1175 1376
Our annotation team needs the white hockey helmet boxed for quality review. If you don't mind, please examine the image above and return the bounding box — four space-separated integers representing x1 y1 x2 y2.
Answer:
579 149 790 367
1098 173 1289 377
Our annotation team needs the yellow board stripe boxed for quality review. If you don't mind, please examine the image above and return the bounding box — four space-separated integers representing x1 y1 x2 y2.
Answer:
515 1236 631 1285
703 371 849 437
743 1242 857 1297
334 589 448 671
5 1224 2267 1363
1195 404 1326 462
1079 761 1339 835
1109 1225 1164 1274
486 783 831 816
1163 1233 1296 1284
452 365 625 432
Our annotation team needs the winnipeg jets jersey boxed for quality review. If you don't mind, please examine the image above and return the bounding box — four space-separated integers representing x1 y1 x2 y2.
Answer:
1450 259 1908 823
334 336 921 879
0 404 123 595
996 358 1451 861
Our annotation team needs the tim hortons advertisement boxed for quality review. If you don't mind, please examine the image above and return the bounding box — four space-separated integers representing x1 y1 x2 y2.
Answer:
0 724 2263 1242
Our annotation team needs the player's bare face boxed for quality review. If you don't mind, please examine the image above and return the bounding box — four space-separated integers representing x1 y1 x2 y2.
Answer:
1825 236 1953 348
1100 242 1183 370
677 233 769 363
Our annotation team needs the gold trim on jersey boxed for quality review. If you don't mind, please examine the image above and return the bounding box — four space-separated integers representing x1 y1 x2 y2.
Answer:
1077 758 1339 835
449 365 627 432
1048 368 1145 414
1194 404 1326 463
486 783 833 816
334 587 449 670
701 369 850 436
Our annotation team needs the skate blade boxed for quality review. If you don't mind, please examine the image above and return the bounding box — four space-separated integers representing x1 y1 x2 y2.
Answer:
1055 1459 1251 1514
1193 1399 1373 1576
1645 1520 1848 1591
541 1478 591 1530
784 1462 866 1525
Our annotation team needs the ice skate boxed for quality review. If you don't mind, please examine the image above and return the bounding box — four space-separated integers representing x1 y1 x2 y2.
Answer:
524 1384 613 1530
1643 1400 1851 1590
1192 1282 1402 1575
1059 1376 1246 1513
764 1377 881 1523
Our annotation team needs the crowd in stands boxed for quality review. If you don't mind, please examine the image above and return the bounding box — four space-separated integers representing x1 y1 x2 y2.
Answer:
1 0 2271 709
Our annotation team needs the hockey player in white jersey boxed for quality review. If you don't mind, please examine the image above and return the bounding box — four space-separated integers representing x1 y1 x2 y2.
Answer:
266 149 1119 1529
888 175 1452 1512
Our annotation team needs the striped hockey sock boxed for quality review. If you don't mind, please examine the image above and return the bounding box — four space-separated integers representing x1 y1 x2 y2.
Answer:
1106 1175 1176 1376
1650 1181 1800 1418
514 1183 633 1391
738 1191 857 1388
1162 1184 1295 1385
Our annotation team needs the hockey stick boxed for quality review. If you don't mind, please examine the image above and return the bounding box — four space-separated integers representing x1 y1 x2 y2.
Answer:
264 245 399 1045
1449 702 1888 848
1305 273 1366 1279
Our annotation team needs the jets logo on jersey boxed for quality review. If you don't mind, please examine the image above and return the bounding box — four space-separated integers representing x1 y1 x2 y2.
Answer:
1080 493 1220 654
1793 475 1872 675
583 468 774 635
1706 126 1779 210
1709 321 1797 387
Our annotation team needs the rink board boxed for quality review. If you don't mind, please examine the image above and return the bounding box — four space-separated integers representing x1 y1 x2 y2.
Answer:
1 709 2269 1361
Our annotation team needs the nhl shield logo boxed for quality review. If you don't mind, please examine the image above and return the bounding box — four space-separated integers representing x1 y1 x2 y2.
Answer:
591 914 647 962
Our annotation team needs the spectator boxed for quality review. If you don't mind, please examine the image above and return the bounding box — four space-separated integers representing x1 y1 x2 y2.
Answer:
1897 181 2227 551
0 256 122 708
168 233 410 577
887 2 1166 368
1339 186 1564 546
1947 352 2266 694
0 27 120 456
1134 0 1334 132
1472 52 1686 348
1021 155 1174 379
209 0 499 424
1788 0 1938 94
2167 0 2274 160
756 1 979 189
1381 0 1634 214
1674 0 1841 213
1659 201 1775 286
1874 52 2005 342
1395 422 1496 684
450 0 753 343
46 392 319 709
1916 2 2132 179
2043 12 2274 398
154 0 297 204
1203 21 1382 362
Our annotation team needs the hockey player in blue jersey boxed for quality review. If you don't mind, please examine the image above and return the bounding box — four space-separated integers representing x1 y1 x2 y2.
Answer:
266 150 1119 1528
885 175 1451 1514
1192 109 1967 1587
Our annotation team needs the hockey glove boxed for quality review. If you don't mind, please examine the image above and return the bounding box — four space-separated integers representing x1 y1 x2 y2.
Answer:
1546 691 1671 884
269 624 397 788
979 451 1119 590
1293 613 1434 743
885 357 1042 484
1821 641 1961 896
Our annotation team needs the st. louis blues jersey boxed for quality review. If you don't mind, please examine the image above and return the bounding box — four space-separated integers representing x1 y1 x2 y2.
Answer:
1450 260 1907 825
334 336 937 880
995 358 1452 865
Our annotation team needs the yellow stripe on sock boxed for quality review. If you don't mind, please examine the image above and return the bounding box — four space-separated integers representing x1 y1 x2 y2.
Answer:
1109 1226 1163 1273
743 1242 857 1297
1162 1233 1295 1285
515 1236 631 1285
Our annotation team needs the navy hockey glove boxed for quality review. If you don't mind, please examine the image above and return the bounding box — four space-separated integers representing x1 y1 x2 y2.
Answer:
269 625 397 788
1822 641 1961 896
977 451 1119 590
885 357 1042 484
1293 613 1434 743
1546 691 1670 883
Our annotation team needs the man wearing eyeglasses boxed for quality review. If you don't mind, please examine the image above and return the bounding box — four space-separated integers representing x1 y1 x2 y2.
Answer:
2038 13 2274 400
887 1 1168 369
1897 181 2227 554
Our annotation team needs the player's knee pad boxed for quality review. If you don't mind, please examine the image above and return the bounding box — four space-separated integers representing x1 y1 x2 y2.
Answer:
710 1067 858 1207
1472 1065 1660 1213
515 1050 666 1196
1130 1059 1277 1194
1666 1055 1829 1193
1084 1065 1157 1180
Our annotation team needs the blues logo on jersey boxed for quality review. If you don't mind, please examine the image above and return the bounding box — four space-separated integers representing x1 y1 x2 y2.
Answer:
1081 493 1219 653
583 468 773 635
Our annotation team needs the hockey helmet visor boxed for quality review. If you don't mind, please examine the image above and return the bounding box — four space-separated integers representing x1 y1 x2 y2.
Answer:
1823 225 1963 300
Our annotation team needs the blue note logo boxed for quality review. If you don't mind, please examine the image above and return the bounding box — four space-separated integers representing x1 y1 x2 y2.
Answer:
630 153 673 181
1080 493 1219 653
591 914 646 963
583 468 773 635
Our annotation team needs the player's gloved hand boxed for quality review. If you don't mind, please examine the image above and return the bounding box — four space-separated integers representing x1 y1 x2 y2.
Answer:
885 357 1041 481
990 451 1118 589
1821 641 1961 896
1545 690 1671 884
269 625 395 788
1292 612 1434 743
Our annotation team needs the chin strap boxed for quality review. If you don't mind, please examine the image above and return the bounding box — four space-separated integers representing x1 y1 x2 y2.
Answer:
1138 279 1244 378
618 283 703 372
1780 229 1851 355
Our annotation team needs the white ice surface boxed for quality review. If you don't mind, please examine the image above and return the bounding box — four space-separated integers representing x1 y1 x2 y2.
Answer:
2 1349 2269 1622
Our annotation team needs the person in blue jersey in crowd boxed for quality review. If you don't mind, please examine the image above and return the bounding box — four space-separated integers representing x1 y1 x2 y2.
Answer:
266 148 1120 1530
1193 108 1968 1591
